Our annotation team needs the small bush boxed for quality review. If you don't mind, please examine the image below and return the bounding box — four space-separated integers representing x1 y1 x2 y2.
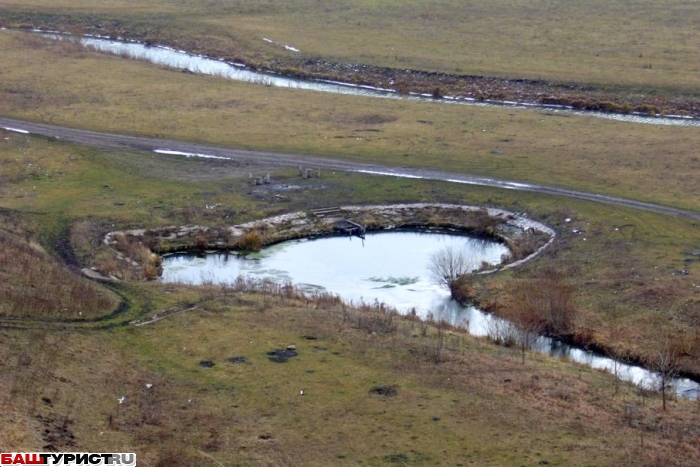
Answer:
235 230 264 252
449 274 476 303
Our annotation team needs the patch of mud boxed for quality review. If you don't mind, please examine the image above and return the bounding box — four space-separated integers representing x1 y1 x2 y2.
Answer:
198 360 215 368
369 385 398 397
266 349 298 363
226 356 247 364
37 415 76 451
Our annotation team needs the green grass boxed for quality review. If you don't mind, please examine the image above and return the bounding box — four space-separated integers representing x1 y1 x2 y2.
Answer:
3 288 698 465
2 0 700 93
2 133 699 372
2 31 700 212
2 2 700 463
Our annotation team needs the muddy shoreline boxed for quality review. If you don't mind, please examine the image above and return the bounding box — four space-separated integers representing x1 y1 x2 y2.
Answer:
103 203 553 267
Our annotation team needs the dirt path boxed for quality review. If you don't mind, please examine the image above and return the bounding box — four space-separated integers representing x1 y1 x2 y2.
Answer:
3 116 700 220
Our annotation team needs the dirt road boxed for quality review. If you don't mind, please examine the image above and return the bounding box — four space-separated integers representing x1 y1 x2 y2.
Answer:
2 116 699 221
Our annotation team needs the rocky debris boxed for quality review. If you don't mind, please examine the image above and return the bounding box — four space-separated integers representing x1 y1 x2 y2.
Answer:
100 204 555 278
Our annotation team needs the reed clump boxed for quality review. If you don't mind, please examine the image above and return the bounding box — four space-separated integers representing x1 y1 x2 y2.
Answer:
233 230 264 252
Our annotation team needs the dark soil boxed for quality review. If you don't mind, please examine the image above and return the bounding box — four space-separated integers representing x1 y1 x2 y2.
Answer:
369 385 398 397
266 349 298 363
266 57 700 118
226 356 247 364
37 415 76 451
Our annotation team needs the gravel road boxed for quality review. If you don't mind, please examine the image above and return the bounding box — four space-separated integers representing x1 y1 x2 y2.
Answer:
2 116 699 221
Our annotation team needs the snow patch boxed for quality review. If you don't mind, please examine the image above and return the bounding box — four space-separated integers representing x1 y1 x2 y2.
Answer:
154 149 227 160
2 127 29 134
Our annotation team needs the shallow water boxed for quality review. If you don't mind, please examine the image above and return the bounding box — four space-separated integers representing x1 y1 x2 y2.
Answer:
163 231 507 323
35 31 700 127
161 231 700 398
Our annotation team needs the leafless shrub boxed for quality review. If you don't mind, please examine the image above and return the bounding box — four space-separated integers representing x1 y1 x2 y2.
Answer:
428 245 475 292
425 324 446 364
354 299 397 334
623 402 640 427
510 269 578 336
651 338 682 411
513 315 546 365
486 318 519 348
194 234 208 250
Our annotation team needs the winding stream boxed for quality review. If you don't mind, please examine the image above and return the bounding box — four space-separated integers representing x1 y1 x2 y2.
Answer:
161 231 700 398
31 31 700 127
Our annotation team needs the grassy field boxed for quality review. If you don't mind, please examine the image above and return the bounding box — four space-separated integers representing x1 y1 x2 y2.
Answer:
2 31 700 212
2 132 699 370
2 284 699 466
2 1 700 464
2 0 700 93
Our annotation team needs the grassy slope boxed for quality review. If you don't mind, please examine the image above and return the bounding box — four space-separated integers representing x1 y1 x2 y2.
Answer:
2 32 700 212
2 0 700 92
2 288 699 466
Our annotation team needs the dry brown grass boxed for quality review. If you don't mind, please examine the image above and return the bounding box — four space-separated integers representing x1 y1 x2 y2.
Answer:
2 286 700 465
4 0 700 94
0 229 117 319
3 32 700 211
233 230 264 252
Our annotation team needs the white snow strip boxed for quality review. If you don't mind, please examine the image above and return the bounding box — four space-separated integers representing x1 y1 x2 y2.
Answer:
2 127 30 134
504 182 532 189
355 169 424 179
262 38 273 43
446 178 492 187
154 149 227 160
284 45 301 52
316 79 395 93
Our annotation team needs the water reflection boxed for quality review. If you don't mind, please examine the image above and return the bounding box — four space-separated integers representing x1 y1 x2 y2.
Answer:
34 31 700 127
162 231 507 318
161 231 700 398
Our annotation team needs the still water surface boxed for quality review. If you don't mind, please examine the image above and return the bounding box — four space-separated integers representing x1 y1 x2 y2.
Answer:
35 31 700 127
161 231 700 397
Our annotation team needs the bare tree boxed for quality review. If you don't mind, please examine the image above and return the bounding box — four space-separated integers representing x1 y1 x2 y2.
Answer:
428 246 474 297
486 309 544 364
513 314 545 365
651 338 681 411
